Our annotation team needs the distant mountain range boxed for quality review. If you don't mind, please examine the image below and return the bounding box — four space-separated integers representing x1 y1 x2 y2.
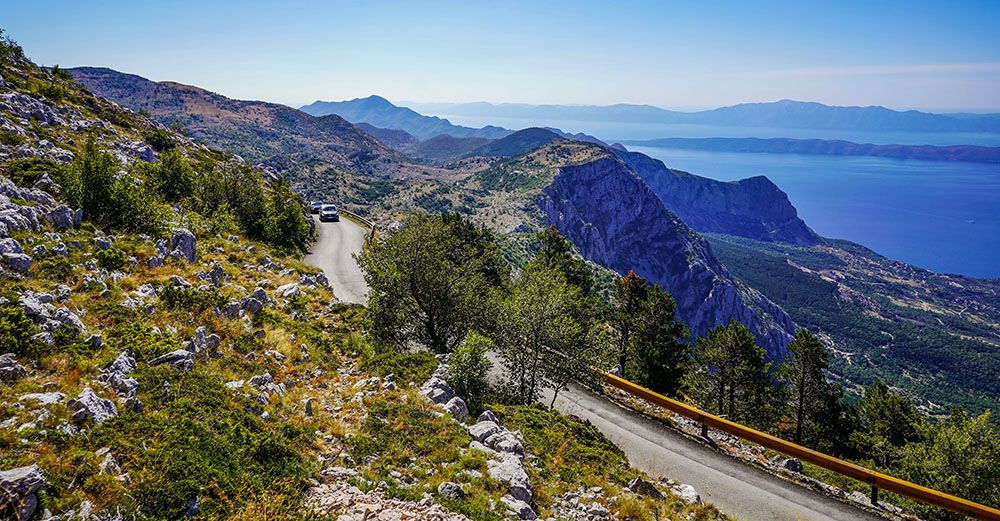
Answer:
301 96 606 145
621 137 1000 164
409 99 1000 133
68 67 409 178
301 96 509 140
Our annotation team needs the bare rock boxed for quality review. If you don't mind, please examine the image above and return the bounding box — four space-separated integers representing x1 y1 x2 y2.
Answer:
68 387 118 424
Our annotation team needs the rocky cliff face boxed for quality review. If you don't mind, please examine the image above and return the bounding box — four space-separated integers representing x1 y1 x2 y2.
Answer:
537 156 795 358
614 150 820 246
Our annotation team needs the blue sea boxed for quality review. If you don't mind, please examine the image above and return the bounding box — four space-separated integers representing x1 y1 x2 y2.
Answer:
437 114 1000 278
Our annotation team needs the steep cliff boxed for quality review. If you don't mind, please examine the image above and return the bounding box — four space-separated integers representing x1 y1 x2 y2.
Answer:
536 156 795 358
614 149 820 246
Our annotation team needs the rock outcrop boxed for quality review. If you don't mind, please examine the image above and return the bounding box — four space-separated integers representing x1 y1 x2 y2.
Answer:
614 149 820 246
538 156 795 358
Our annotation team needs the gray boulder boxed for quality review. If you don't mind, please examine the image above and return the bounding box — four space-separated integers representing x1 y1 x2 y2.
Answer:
0 238 22 254
18 392 65 406
47 205 74 230
149 349 195 371
500 494 537 520
169 228 196 262
3 253 32 273
484 430 525 458
437 481 466 501
0 353 27 382
0 464 46 521
443 396 469 423
276 282 301 298
51 242 68 256
671 483 701 504
94 236 113 250
51 307 86 333
488 454 532 502
468 420 501 443
627 477 665 499
419 377 455 404
68 387 118 424
239 296 263 313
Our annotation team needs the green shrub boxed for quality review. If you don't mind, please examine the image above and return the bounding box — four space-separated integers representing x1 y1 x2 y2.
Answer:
89 366 312 518
160 286 226 314
358 350 438 385
0 130 25 147
105 321 184 363
0 305 39 357
58 137 166 234
349 397 470 471
143 129 175 152
95 247 128 271
0 157 60 187
449 332 493 416
35 255 74 281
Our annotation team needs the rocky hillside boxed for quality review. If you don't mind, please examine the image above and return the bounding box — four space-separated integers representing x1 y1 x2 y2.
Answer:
377 141 797 358
537 156 796 358
707 233 1000 415
67 67 417 178
614 149 821 245
356 121 419 148
1 33 729 521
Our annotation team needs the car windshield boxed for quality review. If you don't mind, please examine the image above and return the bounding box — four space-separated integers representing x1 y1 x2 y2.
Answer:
321 205 337 211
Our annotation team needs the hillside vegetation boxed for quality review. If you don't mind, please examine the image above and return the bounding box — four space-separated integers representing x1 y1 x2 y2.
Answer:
0 30 733 521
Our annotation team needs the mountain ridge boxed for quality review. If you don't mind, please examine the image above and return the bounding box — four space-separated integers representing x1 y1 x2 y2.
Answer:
408 98 1000 133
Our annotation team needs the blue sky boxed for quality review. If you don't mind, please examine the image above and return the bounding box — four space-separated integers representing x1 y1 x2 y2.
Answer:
4 0 1000 111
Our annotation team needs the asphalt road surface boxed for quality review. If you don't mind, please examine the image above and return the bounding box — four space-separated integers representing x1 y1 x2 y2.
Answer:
307 219 882 520
542 383 883 521
304 215 369 304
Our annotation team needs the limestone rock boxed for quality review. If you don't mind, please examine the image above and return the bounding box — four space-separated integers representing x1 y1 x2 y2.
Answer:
169 228 196 262
0 353 27 382
68 387 118 424
149 349 195 371
0 464 46 521
437 481 466 501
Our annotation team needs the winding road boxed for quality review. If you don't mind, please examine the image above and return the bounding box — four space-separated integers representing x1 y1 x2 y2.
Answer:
306 220 883 521
304 215 369 304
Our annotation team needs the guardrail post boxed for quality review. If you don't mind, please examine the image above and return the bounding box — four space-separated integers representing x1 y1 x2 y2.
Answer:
700 418 708 438
871 485 879 505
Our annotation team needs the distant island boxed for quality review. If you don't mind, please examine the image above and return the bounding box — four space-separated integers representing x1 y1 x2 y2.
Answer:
620 137 1000 164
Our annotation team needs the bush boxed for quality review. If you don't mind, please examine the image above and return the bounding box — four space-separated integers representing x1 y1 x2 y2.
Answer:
0 305 39 357
160 286 226 315
35 255 74 281
89 366 311 518
0 157 60 187
449 332 493 416
358 350 438 385
95 247 128 271
143 129 176 152
104 322 184 362
0 130 26 147
58 137 166 234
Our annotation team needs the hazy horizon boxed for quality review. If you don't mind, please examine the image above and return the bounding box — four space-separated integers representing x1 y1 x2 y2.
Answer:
5 0 1000 113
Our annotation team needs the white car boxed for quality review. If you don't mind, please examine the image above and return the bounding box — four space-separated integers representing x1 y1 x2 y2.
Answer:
319 204 340 222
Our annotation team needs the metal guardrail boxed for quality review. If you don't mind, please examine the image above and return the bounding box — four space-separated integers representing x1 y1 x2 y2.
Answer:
338 209 376 239
603 372 1000 520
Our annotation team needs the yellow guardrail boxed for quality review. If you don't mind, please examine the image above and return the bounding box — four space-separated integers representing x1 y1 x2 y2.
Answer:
603 372 1000 520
